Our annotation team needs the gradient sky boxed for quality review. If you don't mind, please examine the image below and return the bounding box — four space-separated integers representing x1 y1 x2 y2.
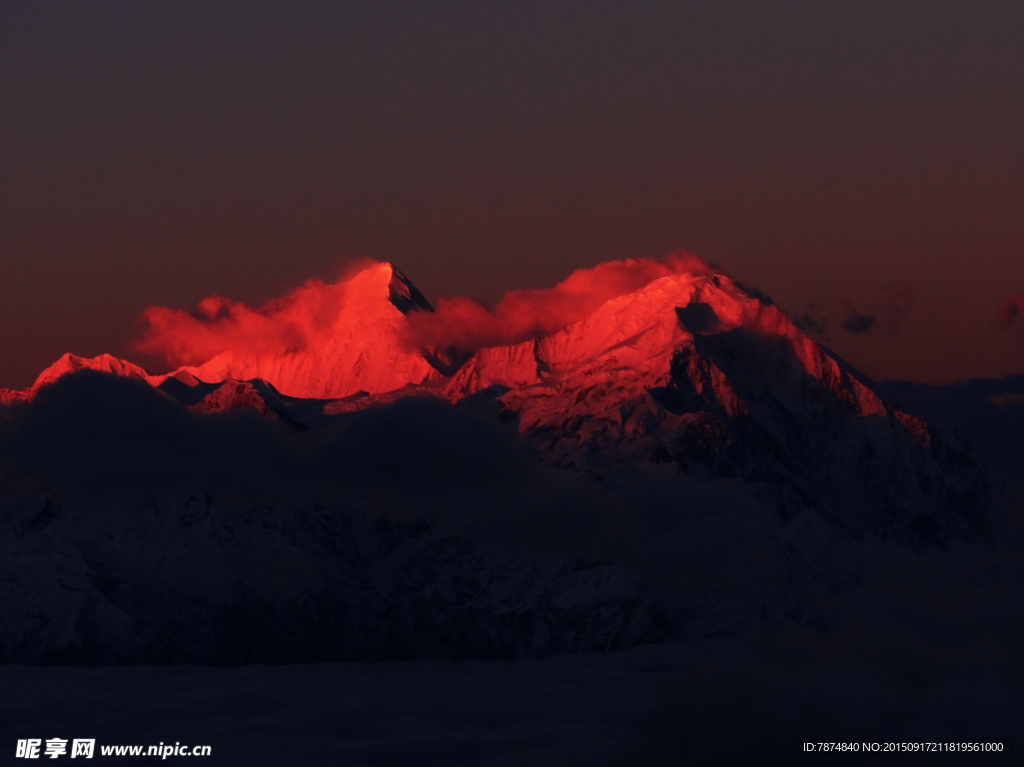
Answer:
2 0 1023 389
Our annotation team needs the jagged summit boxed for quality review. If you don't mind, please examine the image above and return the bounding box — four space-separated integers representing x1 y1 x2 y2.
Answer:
167 261 444 399
444 270 883 415
384 262 434 314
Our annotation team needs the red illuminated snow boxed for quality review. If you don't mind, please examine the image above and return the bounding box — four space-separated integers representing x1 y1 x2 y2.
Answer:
4 256 915 449
445 269 889 413
405 253 714 353
434 267 895 466
138 263 442 399
0 353 149 405
131 254 717 400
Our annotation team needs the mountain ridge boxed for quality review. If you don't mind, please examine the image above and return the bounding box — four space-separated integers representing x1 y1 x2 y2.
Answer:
0 259 1017 666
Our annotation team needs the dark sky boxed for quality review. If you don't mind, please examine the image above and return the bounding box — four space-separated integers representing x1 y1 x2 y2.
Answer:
2 0 1023 389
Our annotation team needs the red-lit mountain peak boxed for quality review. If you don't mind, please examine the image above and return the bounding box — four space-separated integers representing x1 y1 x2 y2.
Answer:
428 267 966 541
0 353 151 405
443 271 747 396
445 269 887 417
2 263 444 404
31 352 150 390
0 259 983 542
167 262 444 399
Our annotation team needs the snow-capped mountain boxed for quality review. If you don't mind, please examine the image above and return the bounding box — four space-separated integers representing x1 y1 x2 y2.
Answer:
441 271 994 543
173 262 444 398
182 263 447 398
0 260 1011 665
1 263 445 406
2 262 997 544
